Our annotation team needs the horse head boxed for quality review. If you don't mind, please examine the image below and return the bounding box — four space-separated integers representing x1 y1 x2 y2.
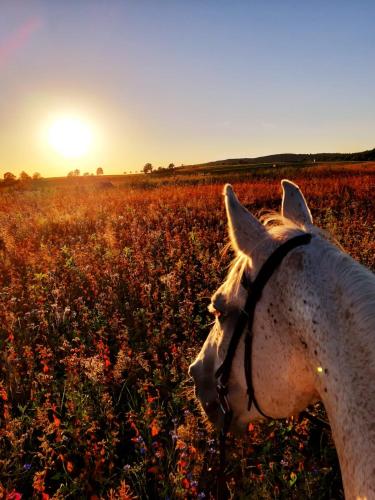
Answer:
189 179 318 432
189 180 375 497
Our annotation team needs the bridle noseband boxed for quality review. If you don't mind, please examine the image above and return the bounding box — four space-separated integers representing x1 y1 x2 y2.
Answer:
215 233 312 438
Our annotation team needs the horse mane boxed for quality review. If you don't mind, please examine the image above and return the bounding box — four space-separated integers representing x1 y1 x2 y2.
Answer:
318 239 375 347
264 214 375 341
218 212 375 346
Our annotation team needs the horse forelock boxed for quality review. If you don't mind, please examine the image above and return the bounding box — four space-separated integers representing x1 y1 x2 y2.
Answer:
220 212 319 300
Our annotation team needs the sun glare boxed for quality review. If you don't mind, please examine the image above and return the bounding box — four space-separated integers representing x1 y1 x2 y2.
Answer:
47 117 92 158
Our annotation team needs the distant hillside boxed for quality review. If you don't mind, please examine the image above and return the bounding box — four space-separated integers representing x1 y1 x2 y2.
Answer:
180 147 375 170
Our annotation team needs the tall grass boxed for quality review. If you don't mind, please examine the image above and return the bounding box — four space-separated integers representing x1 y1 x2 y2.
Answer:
0 167 374 498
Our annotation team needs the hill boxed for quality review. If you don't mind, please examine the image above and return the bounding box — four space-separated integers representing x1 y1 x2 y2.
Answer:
178 147 375 172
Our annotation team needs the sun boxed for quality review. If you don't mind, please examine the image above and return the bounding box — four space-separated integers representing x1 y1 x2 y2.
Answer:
47 116 92 158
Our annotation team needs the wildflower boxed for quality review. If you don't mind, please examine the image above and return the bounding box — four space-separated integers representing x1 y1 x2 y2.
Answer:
7 492 22 500
150 419 160 437
0 387 8 401
23 463 32 471
181 478 190 489
53 414 61 427
33 470 46 493
175 439 186 450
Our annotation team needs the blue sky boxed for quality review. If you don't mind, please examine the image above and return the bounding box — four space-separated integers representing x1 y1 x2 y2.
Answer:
0 0 374 177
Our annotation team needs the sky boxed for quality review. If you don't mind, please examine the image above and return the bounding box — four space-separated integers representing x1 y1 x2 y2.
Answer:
0 0 374 178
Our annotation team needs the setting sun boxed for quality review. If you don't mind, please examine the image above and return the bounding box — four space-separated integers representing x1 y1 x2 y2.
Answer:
47 117 92 159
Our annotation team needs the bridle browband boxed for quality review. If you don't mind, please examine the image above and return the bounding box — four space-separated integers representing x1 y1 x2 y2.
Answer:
214 233 313 496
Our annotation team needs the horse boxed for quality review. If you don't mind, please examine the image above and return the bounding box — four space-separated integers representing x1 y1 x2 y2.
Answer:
189 180 375 499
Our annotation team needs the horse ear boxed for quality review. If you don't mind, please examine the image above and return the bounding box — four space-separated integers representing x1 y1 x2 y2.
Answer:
281 179 313 227
224 184 268 256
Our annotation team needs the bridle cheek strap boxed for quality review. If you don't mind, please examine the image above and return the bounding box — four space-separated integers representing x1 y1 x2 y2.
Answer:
215 233 313 423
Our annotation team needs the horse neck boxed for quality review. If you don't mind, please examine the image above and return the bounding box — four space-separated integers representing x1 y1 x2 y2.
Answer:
298 239 375 498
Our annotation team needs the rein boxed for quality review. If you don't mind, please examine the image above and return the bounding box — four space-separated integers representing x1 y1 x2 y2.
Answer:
214 233 314 498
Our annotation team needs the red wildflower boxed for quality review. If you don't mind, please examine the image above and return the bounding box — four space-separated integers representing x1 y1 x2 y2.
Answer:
150 420 160 437
7 491 22 500
181 478 190 489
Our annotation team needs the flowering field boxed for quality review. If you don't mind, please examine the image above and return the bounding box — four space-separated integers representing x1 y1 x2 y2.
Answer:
0 165 374 499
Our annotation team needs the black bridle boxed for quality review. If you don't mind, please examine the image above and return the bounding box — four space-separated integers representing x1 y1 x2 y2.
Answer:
214 233 314 498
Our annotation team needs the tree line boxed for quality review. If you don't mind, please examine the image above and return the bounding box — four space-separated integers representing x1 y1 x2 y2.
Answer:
67 167 104 177
2 171 42 182
143 163 175 174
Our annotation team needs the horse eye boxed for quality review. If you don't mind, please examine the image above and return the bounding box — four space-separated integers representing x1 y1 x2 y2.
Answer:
209 305 226 321
208 301 227 321
209 303 220 316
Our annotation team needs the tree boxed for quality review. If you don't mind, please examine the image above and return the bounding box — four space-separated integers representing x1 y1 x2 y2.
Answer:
3 172 16 182
19 171 31 181
143 163 153 174
83 172 90 176
96 167 103 175
168 163 175 169
67 171 74 177
32 172 42 180
73 169 80 176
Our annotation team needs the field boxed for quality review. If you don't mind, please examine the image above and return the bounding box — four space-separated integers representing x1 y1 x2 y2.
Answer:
0 163 374 499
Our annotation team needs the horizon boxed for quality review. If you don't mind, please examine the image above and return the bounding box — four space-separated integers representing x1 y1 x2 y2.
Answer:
4 144 375 180
1 1 375 178
3 146 375 180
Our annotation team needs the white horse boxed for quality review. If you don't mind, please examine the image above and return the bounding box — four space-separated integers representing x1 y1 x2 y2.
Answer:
189 180 375 499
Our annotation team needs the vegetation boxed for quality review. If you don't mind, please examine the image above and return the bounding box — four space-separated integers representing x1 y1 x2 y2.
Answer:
143 163 153 174
0 163 374 498
178 147 375 172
